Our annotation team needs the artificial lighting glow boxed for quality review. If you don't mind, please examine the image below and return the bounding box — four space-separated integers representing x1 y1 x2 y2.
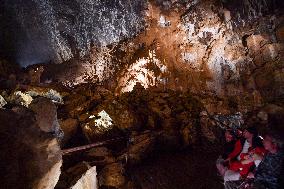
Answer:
93 110 113 129
118 50 167 93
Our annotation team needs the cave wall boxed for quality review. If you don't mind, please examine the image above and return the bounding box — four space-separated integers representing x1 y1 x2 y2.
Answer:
59 0 283 111
1 0 146 66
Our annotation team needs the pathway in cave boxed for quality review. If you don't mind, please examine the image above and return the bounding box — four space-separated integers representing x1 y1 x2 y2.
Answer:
129 149 224 189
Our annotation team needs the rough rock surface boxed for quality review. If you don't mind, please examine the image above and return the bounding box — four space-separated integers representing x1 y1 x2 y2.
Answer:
98 162 126 188
9 91 33 107
59 118 79 145
0 107 62 189
70 166 98 189
0 94 7 108
1 0 145 65
1 1 284 188
86 147 116 165
29 97 63 138
126 131 156 164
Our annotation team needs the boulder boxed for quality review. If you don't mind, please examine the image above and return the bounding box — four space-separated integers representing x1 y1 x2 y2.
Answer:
81 110 115 142
9 91 33 107
0 108 62 189
98 163 126 188
29 97 63 139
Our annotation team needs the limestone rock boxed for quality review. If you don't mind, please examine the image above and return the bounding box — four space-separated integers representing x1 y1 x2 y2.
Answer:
0 108 62 189
127 131 156 164
64 93 91 117
148 97 172 118
29 97 63 139
0 94 7 108
98 101 135 130
70 166 98 189
81 110 116 142
27 88 64 104
86 147 116 165
9 91 33 107
62 162 92 187
98 163 126 188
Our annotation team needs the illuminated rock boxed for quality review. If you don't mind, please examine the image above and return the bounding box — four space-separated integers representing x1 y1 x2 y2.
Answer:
9 91 33 107
0 95 7 108
1 0 145 66
27 88 64 104
70 166 98 189
117 50 167 93
81 110 115 142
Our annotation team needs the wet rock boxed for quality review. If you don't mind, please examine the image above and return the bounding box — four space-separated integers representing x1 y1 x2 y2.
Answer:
98 163 126 188
0 94 7 108
213 112 244 130
59 118 79 145
29 97 63 139
0 108 62 189
9 91 33 107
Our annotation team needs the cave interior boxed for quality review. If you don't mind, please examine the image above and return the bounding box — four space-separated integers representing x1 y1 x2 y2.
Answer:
0 0 284 189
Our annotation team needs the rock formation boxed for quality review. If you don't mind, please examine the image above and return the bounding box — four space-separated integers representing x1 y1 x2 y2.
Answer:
0 0 284 189
0 107 62 189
